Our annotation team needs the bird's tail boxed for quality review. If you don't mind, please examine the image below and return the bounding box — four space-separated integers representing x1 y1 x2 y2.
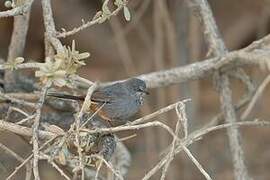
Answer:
47 92 85 101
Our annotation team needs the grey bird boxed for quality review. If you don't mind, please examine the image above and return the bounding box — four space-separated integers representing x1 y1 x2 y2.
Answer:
48 78 149 124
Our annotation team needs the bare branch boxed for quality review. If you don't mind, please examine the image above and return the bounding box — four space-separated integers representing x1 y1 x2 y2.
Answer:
0 142 33 180
183 146 212 180
241 75 270 120
4 1 32 91
0 120 56 138
0 142 24 162
32 82 51 180
0 91 36 107
189 0 252 179
75 82 98 179
0 49 270 90
56 1 128 38
6 137 57 180
41 153 71 180
0 0 33 18
160 103 183 180
143 120 270 179
41 0 63 53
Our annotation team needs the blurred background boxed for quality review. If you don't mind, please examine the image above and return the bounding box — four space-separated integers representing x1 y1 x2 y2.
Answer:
1 0 270 179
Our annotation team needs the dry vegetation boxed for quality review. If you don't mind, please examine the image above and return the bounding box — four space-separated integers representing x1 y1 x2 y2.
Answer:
0 0 270 180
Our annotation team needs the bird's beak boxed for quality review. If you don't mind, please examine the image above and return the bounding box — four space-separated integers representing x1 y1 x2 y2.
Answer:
144 90 150 95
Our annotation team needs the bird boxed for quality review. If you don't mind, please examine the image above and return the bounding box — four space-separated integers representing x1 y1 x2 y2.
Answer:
47 78 149 124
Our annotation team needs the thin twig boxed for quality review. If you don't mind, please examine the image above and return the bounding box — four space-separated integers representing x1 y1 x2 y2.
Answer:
130 99 191 125
241 74 270 120
6 155 33 180
188 0 252 179
6 136 57 180
80 102 105 128
93 155 124 180
0 91 36 108
142 120 270 179
160 103 183 180
16 115 35 125
0 120 56 138
41 0 64 53
56 1 128 38
182 146 212 180
0 0 33 18
0 62 43 70
25 161 32 180
83 121 178 140
95 160 103 180
9 106 30 117
41 153 71 180
0 142 24 162
118 134 137 142
32 82 51 180
75 82 98 179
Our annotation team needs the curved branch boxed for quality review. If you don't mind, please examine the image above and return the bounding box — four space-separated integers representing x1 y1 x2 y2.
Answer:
0 1 33 18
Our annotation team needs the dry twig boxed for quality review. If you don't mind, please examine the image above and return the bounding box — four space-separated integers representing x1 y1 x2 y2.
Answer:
32 82 51 180
189 0 252 179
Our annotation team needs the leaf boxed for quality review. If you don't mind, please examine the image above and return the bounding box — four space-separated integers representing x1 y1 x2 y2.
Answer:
114 0 123 7
14 57 24 64
102 0 111 16
72 40 75 52
53 70 66 77
77 52 90 60
123 6 131 21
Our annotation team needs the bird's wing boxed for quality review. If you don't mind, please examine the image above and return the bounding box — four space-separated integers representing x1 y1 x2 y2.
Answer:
91 83 126 103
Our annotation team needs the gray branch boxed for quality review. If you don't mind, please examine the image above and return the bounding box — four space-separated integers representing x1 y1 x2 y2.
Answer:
4 2 32 92
189 0 252 179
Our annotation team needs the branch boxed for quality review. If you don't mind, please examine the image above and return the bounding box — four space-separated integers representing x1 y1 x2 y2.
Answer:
0 46 270 90
0 120 55 138
160 103 183 180
139 39 270 88
0 142 33 180
4 1 32 92
143 120 270 179
75 82 98 179
241 74 270 120
0 91 36 107
32 82 51 180
0 0 33 18
56 0 128 38
189 0 252 179
41 0 63 53
0 142 24 162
